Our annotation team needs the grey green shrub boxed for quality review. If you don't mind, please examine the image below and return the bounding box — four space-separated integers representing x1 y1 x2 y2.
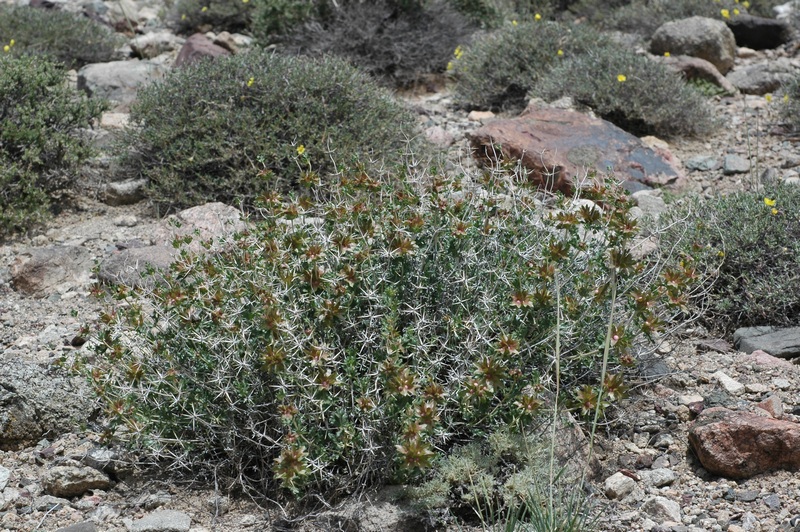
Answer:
82 168 694 499
600 0 745 38
0 5 121 69
117 50 423 212
658 184 800 335
780 74 800 130
281 0 475 88
535 47 716 137
451 20 608 112
172 0 254 34
0 55 105 239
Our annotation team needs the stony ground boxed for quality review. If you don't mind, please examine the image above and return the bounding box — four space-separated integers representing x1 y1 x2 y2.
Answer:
2 44 800 532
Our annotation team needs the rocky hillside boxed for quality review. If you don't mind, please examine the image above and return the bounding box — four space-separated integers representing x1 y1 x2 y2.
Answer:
1 0 800 531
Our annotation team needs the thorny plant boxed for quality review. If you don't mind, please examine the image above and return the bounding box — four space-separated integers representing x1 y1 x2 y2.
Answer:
77 158 698 505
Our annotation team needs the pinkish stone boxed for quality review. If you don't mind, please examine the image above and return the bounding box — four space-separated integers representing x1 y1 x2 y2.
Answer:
689 407 800 479
467 105 685 195
174 33 231 68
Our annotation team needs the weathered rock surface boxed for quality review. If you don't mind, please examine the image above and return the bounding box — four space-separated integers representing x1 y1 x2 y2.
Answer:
174 33 231 68
734 326 800 359
467 106 685 195
726 14 793 50
77 59 167 111
43 465 112 498
689 407 800 478
129 510 191 532
0 361 94 449
650 17 737 74
10 245 94 298
661 54 737 94
726 59 797 95
129 31 184 59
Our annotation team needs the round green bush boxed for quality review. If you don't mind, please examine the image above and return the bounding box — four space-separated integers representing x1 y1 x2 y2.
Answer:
658 184 800 335
117 50 424 212
451 20 608 112
83 171 692 499
534 48 716 137
0 5 121 69
0 54 105 239
282 0 475 88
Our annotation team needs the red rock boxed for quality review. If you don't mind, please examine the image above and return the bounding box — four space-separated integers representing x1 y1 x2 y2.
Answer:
689 407 800 479
174 33 231 68
467 105 685 195
757 395 784 419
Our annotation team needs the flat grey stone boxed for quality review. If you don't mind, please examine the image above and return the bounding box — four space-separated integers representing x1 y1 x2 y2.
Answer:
0 466 10 490
685 155 718 171
129 510 191 532
56 522 98 532
734 326 800 359
103 179 147 206
723 154 750 175
642 495 682 522
97 245 176 289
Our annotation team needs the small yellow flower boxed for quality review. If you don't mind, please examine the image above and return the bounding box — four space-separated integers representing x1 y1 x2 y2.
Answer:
534 13 542 21
717 250 725 258
557 49 564 56
617 74 627 82
664 52 670 57
242 0 249 3
181 13 186 20
247 77 254 87
772 208 778 215
453 45 463 59
733 8 740 15
784 94 790 103
742 0 750 7
765 93 773 103
201 5 208 12
297 145 306 156
9 39 14 47
2 45 8 53
764 197 776 206
721 9 730 19
512 19 517 26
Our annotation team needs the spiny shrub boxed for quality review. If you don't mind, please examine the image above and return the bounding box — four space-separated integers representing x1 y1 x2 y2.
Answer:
282 0 475 88
117 50 423 213
601 0 745 38
407 428 597 528
0 5 121 69
0 54 105 239
451 20 608 112
172 0 254 35
534 47 716 137
658 184 800 335
82 167 695 500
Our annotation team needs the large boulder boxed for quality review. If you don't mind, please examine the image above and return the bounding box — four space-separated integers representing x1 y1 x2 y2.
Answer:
467 105 685 195
689 407 800 479
733 326 800 359
0 361 94 450
77 59 167 111
10 245 94 298
650 17 737 75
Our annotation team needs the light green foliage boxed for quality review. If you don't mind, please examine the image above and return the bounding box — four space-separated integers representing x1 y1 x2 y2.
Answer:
172 0 254 34
83 169 693 500
658 184 800 335
0 5 121 69
535 47 717 137
0 55 105 239
451 20 608 112
118 50 423 212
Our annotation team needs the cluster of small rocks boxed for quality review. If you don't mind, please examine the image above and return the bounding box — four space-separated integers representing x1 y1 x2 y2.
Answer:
2 0 800 529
